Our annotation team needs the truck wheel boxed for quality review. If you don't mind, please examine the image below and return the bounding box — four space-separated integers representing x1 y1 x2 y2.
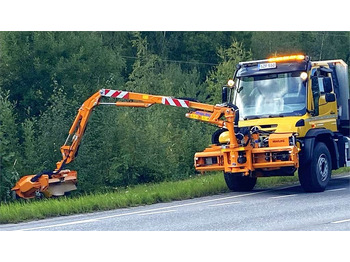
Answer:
224 172 257 191
298 142 332 192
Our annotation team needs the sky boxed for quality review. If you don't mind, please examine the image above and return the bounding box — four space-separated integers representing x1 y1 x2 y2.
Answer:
1 0 349 31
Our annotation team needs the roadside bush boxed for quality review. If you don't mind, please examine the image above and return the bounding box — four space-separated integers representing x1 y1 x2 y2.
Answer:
0 90 20 202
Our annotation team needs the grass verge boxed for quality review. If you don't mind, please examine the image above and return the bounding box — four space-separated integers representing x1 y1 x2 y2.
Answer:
1 167 349 224
0 173 228 224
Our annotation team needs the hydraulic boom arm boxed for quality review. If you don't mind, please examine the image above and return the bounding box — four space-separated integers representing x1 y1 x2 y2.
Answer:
12 89 239 199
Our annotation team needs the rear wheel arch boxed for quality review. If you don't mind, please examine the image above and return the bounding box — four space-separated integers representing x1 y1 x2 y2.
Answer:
316 135 339 170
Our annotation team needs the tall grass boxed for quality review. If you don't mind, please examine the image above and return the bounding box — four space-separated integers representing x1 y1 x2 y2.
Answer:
1 167 349 224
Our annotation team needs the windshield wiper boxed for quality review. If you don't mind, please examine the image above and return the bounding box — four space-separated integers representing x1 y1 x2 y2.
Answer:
244 115 261 120
268 114 285 118
237 86 244 93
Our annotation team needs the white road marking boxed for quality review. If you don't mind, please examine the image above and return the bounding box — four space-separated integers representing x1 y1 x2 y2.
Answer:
326 188 347 192
269 194 297 199
19 208 175 231
18 219 99 231
331 218 350 224
208 201 241 207
138 210 176 216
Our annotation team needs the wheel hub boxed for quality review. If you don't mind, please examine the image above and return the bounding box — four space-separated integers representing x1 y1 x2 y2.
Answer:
317 154 329 182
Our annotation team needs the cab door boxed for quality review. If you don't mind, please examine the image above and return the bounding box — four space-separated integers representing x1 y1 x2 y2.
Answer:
309 66 338 131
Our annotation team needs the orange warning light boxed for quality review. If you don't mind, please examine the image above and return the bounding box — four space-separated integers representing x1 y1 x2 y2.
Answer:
267 55 305 63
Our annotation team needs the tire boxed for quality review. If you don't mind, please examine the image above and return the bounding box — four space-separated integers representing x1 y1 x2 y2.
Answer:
298 142 332 192
224 172 257 191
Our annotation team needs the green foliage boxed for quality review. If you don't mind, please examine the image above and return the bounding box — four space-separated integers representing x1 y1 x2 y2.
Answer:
70 106 121 193
0 90 20 202
0 31 125 120
251 31 350 61
21 118 38 171
206 41 252 104
106 33 212 187
34 86 76 171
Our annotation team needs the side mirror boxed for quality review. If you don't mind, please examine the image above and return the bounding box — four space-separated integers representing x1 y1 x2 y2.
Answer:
325 93 336 103
323 77 333 93
222 86 228 103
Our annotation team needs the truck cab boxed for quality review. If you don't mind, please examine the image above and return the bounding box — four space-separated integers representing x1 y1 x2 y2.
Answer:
224 55 350 191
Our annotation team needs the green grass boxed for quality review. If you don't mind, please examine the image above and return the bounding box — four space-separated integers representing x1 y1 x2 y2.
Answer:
1 167 349 224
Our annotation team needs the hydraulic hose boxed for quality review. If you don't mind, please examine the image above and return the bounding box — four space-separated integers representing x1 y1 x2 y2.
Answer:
30 170 55 182
30 160 67 182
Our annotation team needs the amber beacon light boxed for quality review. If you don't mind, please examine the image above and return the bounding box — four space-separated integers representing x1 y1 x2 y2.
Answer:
267 55 305 63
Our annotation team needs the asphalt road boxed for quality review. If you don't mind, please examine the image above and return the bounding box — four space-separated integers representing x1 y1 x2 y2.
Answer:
1 173 350 231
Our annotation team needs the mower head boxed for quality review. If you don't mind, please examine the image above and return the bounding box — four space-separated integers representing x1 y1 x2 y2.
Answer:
12 170 77 199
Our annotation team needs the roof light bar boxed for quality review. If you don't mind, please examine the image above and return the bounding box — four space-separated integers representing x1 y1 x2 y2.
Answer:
267 55 305 63
238 55 308 67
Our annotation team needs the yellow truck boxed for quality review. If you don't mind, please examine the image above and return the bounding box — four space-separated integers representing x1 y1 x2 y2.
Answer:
208 54 350 192
12 55 350 199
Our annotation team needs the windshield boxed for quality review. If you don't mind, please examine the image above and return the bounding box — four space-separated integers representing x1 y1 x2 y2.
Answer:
233 72 307 120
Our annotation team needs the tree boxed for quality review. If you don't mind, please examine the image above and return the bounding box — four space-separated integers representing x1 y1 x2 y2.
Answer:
251 32 303 59
251 31 350 62
106 33 212 187
0 89 20 201
145 31 253 80
206 40 252 104
0 32 126 121
34 86 75 172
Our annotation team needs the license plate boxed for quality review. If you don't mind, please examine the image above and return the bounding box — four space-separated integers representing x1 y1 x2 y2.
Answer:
258 62 276 70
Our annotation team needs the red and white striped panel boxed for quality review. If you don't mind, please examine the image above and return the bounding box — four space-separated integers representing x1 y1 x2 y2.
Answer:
100 89 129 99
161 97 189 108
